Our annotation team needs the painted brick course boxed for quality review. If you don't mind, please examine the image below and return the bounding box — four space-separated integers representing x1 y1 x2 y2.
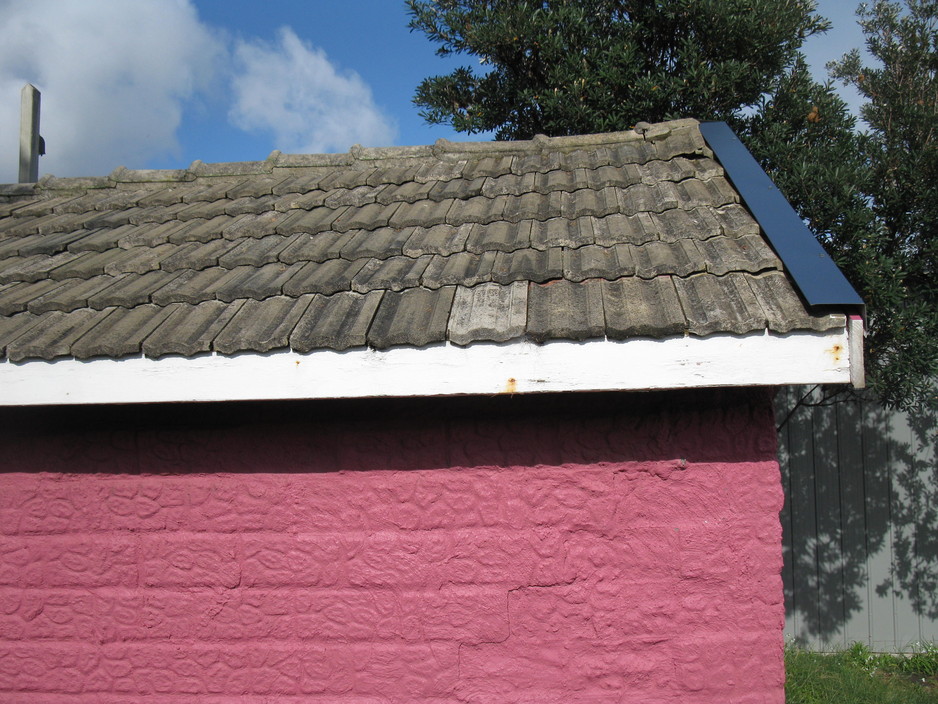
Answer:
0 391 784 702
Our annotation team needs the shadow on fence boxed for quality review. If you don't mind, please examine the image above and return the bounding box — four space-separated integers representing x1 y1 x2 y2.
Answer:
778 387 938 651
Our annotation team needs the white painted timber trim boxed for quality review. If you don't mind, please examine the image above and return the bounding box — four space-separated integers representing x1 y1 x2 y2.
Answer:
0 328 853 406
848 315 866 389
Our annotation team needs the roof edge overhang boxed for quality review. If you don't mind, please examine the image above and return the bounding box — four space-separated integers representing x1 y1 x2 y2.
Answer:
699 121 865 314
0 325 859 406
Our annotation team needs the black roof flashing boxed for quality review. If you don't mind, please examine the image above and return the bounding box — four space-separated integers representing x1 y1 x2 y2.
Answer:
699 121 864 312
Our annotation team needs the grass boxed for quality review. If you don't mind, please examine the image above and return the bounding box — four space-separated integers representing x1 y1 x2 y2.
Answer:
785 642 938 704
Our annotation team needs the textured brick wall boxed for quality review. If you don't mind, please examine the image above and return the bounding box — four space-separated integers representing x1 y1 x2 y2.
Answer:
0 391 784 703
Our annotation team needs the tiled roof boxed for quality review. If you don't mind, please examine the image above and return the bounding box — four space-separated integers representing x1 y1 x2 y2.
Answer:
0 119 842 363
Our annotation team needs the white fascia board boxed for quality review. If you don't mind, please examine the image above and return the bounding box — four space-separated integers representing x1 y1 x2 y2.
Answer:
0 328 853 406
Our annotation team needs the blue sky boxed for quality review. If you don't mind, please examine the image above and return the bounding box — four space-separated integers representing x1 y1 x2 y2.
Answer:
0 0 869 183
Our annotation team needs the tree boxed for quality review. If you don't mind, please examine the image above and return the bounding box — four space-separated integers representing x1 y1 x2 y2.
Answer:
827 0 938 412
409 0 938 412
407 0 828 139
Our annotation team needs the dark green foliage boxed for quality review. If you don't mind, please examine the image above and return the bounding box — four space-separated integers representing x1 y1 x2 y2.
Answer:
826 0 938 411
409 0 938 412
407 0 827 139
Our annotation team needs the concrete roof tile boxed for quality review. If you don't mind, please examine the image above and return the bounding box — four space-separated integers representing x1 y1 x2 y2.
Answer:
462 156 514 180
6 306 112 361
674 272 768 335
448 281 527 346
226 194 277 216
158 238 237 272
103 244 176 275
402 224 471 257
150 267 233 305
276 206 347 236
0 279 69 315
290 290 383 352
388 199 454 229
218 235 296 268
214 261 304 302
351 255 431 294
591 212 659 247
0 119 847 364
491 247 563 285
226 176 287 199
747 271 845 332
176 199 231 222
341 227 415 260
564 244 634 282
272 190 327 212
90 269 183 309
71 303 177 359
332 201 400 232
116 221 189 249
0 252 81 284
323 186 380 209
270 172 329 195
428 176 486 202
222 211 282 240
527 279 605 342
317 168 375 191
0 310 45 358
213 295 312 354
66 226 129 253
279 231 354 264
650 207 722 243
602 276 685 338
502 191 560 223
529 217 594 250
367 286 456 349
698 235 780 275
561 187 620 219
421 251 497 289
630 240 703 278
714 204 761 238
167 215 232 244
380 180 435 205
127 202 188 225
481 172 536 198
26 275 121 314
282 258 369 296
143 299 244 358
465 220 531 254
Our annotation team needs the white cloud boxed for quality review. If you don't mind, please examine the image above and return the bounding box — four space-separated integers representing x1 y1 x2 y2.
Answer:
229 27 396 155
0 0 222 182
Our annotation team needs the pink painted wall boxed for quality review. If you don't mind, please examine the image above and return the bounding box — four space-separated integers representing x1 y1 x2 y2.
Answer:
0 391 784 703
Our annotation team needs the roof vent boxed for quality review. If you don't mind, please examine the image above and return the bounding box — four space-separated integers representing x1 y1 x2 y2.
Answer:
18 84 44 183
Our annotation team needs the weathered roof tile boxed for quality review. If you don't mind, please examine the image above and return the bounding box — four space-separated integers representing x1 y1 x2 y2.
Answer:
213 295 312 354
602 276 685 338
90 269 182 309
421 251 497 289
448 281 527 346
674 272 767 335
351 255 431 294
282 258 369 296
527 279 605 342
402 224 471 257
367 286 456 349
290 290 383 352
143 299 244 358
71 303 177 359
6 307 112 362
0 119 848 363
491 247 563 285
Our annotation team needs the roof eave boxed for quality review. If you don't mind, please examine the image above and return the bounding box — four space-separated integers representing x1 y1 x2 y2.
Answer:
0 326 856 406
